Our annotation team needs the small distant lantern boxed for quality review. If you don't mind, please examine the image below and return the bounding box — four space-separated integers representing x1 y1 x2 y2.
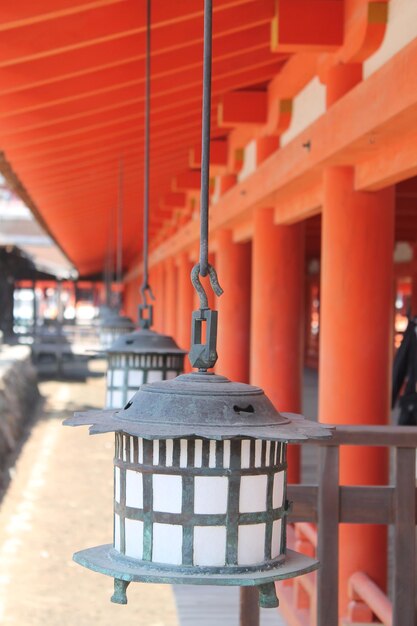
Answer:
105 328 185 409
98 311 135 350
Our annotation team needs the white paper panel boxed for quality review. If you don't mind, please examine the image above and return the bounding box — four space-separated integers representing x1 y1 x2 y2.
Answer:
223 440 231 468
152 523 183 565
273 472 284 509
254 440 262 467
194 476 228 514
125 518 143 559
165 439 173 466
180 439 188 468
194 440 203 467
209 440 216 468
153 440 160 465
114 466 120 503
241 440 251 469
126 470 143 508
238 523 266 565
111 390 123 409
265 441 271 465
194 526 226 566
114 514 120 551
128 370 144 387
239 475 267 513
166 371 177 380
147 370 163 383
271 519 282 559
153 474 182 513
113 369 124 387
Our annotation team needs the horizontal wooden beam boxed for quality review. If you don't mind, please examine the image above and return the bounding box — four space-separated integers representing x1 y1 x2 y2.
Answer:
148 36 417 267
288 484 406 525
271 0 344 53
218 90 268 127
172 170 201 192
189 139 228 169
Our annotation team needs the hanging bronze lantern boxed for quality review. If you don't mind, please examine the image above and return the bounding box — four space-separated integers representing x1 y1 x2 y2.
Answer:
98 311 135 350
105 328 185 409
64 0 332 611
102 9 185 411
65 266 332 608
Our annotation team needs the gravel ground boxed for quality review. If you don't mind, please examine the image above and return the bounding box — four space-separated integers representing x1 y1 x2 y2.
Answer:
0 361 179 626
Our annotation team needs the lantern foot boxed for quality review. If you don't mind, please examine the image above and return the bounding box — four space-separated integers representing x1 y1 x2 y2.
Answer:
257 582 279 609
111 578 129 604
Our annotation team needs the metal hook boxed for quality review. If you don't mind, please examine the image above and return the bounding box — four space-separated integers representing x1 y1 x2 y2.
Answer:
140 283 155 306
191 263 223 310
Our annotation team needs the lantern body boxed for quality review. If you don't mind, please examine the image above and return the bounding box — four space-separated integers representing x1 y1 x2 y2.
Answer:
65 373 332 607
105 330 186 409
114 433 286 570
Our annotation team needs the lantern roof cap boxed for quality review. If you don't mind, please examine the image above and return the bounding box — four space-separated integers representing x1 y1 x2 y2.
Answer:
107 328 186 355
66 372 332 442
97 311 135 330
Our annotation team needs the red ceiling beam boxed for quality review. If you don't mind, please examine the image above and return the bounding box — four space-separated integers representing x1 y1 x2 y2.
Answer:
218 90 268 127
271 0 344 54
172 171 201 193
189 139 228 169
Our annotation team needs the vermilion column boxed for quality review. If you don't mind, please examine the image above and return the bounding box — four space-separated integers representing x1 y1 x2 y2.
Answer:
319 167 394 613
321 61 394 616
215 230 251 382
176 252 194 370
250 208 305 483
164 257 177 339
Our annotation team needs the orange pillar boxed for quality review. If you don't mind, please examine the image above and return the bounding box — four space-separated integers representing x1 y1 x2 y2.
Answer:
164 257 177 339
319 167 394 613
320 61 393 616
176 252 194 369
215 230 251 382
250 208 305 482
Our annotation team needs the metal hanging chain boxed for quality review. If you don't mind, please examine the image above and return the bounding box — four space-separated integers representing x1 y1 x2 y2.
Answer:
139 0 154 328
199 0 212 278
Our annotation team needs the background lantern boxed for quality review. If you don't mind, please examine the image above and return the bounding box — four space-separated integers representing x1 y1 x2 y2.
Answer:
64 0 332 612
98 311 135 351
105 330 185 409
103 0 185 411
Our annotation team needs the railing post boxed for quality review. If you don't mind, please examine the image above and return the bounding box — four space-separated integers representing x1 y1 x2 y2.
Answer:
317 445 340 626
393 446 416 626
239 587 260 626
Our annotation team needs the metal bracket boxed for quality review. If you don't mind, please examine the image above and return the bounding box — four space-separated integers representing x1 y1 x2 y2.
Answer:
138 303 153 330
139 283 155 330
189 262 223 371
189 308 218 371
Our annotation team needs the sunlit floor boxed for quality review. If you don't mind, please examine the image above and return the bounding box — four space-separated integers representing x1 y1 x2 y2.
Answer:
0 360 288 625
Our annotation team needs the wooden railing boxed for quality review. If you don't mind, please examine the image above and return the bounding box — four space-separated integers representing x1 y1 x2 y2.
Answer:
243 426 417 626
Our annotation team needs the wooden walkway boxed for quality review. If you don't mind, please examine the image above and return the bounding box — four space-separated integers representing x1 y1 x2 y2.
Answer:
173 585 286 626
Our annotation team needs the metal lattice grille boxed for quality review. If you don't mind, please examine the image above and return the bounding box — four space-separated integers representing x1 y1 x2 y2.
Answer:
113 434 287 572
